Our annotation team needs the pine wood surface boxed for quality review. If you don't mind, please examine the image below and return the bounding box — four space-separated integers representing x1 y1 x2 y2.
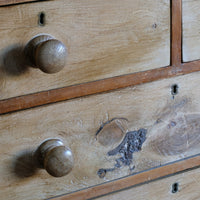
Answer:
1 1 200 199
0 0 40 6
1 71 200 200
182 0 200 62
53 155 200 200
2 0 200 116
95 166 200 200
0 0 170 101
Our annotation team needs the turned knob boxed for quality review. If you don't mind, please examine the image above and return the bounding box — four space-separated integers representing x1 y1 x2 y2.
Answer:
34 139 74 177
25 34 67 73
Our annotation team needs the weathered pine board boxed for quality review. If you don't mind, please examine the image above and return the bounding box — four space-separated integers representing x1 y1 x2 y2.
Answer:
0 71 200 199
0 0 40 6
0 0 170 100
96 167 200 200
182 0 200 62
51 155 200 200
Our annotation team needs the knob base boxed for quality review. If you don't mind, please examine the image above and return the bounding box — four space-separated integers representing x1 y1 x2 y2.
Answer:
24 34 54 68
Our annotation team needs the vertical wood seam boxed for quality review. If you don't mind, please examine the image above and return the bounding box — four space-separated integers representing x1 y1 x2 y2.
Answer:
171 0 182 66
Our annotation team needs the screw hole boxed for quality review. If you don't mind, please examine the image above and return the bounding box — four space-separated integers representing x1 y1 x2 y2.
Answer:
171 84 179 96
38 12 45 26
172 182 179 193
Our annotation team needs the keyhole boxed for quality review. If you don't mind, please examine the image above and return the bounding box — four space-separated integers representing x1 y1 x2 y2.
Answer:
172 182 179 193
171 84 179 96
38 12 45 26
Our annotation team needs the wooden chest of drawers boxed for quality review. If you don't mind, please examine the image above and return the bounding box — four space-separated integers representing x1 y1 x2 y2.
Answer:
1 0 200 200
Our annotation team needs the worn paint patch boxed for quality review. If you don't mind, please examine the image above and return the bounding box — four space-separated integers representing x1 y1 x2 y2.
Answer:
97 128 147 178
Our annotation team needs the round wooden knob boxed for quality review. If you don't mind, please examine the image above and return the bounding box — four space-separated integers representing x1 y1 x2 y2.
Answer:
25 34 67 73
34 139 74 177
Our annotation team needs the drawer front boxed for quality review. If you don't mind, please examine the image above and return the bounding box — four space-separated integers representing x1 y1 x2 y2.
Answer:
182 0 200 62
0 72 200 199
96 167 200 200
0 0 170 100
0 0 39 6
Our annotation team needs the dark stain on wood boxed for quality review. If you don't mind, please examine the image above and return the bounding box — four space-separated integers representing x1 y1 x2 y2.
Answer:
97 128 147 178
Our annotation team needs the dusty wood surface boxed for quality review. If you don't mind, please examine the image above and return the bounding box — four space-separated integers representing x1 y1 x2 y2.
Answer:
52 155 200 200
0 0 170 101
182 0 200 62
2 60 200 115
95 165 200 200
1 0 198 116
1 71 200 200
0 0 40 6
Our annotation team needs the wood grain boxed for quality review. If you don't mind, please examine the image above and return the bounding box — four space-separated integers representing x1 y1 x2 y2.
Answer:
0 0 40 6
1 60 200 115
0 0 170 100
171 0 182 66
95 163 200 200
182 0 200 62
1 71 200 200
52 155 200 200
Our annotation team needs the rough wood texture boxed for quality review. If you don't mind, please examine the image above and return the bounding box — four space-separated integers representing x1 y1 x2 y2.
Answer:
0 0 170 100
0 0 40 6
1 71 200 200
52 155 200 200
182 0 200 62
2 0 198 115
95 166 200 200
2 60 200 115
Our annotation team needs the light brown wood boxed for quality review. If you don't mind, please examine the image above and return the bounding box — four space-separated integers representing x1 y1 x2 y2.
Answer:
2 60 200 115
1 71 200 199
0 0 40 6
0 0 188 115
53 155 200 200
0 0 170 100
182 0 200 62
95 166 200 200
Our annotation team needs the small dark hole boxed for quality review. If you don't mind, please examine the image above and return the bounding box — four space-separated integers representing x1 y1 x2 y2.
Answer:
171 84 179 96
38 12 45 26
172 182 179 193
97 169 107 178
